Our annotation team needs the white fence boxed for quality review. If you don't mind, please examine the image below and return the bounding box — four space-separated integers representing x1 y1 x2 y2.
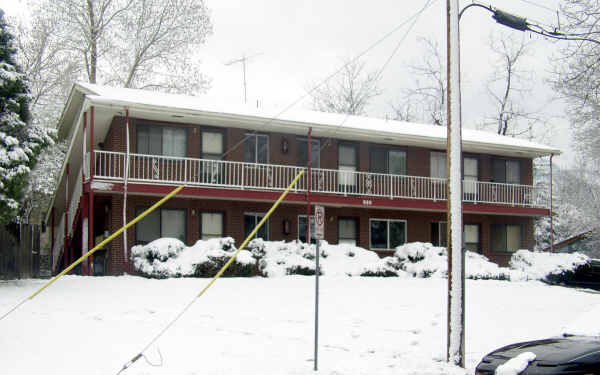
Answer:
93 150 545 208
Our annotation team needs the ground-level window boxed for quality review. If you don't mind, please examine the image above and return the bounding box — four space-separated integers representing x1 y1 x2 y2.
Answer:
135 207 186 244
338 218 358 246
464 224 480 252
491 224 521 252
200 212 224 240
370 219 406 250
431 221 447 247
298 215 316 244
244 213 268 240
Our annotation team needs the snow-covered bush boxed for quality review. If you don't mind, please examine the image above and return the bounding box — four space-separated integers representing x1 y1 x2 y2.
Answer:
509 249 590 282
130 238 589 283
392 242 509 280
394 242 447 277
256 240 402 277
131 237 255 279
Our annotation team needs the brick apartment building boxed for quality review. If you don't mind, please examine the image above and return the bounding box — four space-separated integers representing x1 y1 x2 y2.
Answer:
46 83 559 275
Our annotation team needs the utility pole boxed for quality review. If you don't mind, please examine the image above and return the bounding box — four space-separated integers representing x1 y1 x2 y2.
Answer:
225 53 262 103
446 0 465 367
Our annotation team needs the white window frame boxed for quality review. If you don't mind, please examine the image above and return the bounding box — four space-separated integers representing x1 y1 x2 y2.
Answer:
369 218 407 250
430 151 446 179
338 218 358 246
244 212 269 240
431 221 447 247
298 215 316 243
200 212 224 240
298 138 321 168
245 133 269 164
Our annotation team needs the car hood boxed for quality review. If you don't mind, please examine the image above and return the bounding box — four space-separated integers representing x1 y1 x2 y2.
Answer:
484 337 600 366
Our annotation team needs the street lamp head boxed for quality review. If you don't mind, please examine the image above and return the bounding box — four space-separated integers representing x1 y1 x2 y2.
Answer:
493 9 529 31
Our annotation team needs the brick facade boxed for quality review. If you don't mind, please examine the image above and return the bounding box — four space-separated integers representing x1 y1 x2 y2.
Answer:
80 116 541 274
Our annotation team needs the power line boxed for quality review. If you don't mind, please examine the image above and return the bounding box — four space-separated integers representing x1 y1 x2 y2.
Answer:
515 0 557 13
318 0 436 153
220 1 438 160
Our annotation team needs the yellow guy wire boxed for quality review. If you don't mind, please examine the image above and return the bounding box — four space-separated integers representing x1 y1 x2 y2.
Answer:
0 185 184 322
117 168 305 375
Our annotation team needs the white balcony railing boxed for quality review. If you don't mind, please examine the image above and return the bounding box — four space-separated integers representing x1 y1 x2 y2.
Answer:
93 150 546 208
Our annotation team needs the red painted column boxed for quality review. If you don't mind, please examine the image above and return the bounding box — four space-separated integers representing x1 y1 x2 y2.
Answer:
81 111 88 275
306 128 312 243
89 107 95 274
64 162 69 271
50 206 55 275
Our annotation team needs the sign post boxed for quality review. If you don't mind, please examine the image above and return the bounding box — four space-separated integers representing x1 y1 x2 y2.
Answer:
313 205 324 371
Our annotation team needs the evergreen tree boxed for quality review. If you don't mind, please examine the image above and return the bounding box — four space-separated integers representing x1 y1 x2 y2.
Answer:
0 10 52 224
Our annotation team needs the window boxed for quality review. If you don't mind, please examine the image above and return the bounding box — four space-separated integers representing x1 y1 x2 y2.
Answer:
135 207 186 244
431 221 447 247
244 134 268 164
464 224 480 252
370 148 407 175
298 138 320 168
201 132 224 183
430 152 446 179
370 219 406 249
200 212 224 240
492 159 520 184
298 215 316 243
339 144 357 189
202 132 223 160
338 218 357 246
491 224 521 252
464 157 478 199
244 213 268 240
137 125 186 157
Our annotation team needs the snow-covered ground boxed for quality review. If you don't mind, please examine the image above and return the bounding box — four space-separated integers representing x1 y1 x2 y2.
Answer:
1 276 599 375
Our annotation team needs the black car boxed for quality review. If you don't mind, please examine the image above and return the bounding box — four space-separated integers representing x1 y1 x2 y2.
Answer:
475 335 600 374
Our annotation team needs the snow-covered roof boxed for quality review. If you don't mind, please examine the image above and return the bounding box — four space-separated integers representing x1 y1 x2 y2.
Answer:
59 82 560 158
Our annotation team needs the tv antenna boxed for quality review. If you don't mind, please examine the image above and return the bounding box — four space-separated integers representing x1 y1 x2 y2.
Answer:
225 52 262 103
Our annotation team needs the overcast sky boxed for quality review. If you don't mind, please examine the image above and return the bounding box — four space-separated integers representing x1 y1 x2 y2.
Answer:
1 0 574 166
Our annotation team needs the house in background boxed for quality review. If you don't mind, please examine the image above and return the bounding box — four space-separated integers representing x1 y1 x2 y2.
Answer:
45 83 559 276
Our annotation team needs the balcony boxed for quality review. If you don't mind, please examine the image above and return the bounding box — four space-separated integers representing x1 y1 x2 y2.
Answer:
91 150 546 209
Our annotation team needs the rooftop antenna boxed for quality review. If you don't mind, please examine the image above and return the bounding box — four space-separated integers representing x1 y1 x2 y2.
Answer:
225 52 263 103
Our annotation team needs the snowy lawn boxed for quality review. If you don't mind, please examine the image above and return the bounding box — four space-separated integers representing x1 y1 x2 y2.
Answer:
1 276 599 375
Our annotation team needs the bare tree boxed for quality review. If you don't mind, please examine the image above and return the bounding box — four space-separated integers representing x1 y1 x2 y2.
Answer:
391 37 446 125
553 0 600 168
482 32 543 138
16 0 213 127
308 59 381 116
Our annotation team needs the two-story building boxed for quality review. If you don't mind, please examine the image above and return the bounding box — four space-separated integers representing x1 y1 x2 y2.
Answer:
46 83 559 275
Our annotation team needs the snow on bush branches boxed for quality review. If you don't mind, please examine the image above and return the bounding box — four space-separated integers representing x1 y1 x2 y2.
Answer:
132 238 591 283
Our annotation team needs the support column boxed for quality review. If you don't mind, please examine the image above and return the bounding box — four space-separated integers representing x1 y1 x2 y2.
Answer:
306 128 312 243
89 107 95 273
64 163 70 271
81 111 88 275
50 206 55 275
549 154 554 252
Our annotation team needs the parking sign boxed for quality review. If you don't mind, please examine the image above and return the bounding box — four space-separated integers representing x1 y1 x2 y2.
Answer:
314 205 324 240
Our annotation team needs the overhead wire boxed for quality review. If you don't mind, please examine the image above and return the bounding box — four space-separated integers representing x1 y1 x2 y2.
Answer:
220 0 439 160
317 0 437 154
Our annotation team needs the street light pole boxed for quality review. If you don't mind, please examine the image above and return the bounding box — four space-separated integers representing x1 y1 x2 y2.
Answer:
446 0 465 367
